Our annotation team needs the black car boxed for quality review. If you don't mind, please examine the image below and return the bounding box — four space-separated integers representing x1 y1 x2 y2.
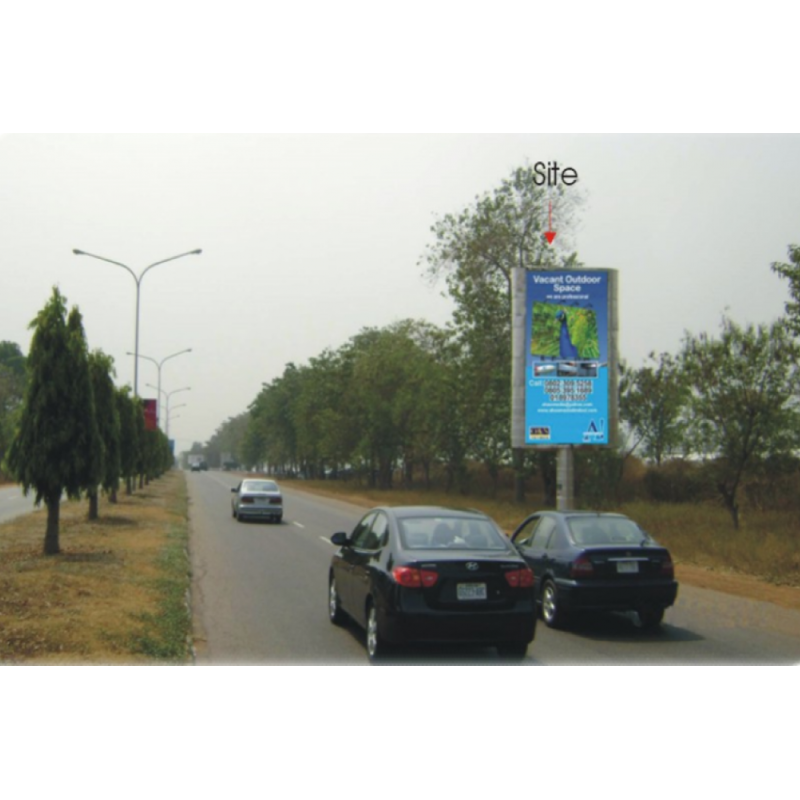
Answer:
510 511 678 630
329 506 536 661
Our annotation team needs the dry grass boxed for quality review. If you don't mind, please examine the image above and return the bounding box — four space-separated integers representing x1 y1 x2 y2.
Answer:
287 477 800 608
0 470 190 665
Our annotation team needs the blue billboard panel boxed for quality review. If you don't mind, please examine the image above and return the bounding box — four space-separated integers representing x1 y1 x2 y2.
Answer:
524 270 610 445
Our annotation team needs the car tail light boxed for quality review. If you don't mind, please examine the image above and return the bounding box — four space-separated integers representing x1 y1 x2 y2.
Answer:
392 566 438 588
504 568 534 588
660 557 674 578
241 497 254 504
270 497 282 505
570 556 594 578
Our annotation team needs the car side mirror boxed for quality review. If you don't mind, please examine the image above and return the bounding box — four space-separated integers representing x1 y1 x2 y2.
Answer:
331 532 350 547
231 487 237 493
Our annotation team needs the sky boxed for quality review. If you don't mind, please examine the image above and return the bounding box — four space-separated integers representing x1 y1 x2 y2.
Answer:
1 134 798 452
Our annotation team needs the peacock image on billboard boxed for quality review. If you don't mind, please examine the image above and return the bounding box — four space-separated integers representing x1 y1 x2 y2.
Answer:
524 270 610 445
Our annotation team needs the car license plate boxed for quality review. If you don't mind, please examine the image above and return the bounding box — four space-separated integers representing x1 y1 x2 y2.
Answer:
616 561 639 574
457 583 487 600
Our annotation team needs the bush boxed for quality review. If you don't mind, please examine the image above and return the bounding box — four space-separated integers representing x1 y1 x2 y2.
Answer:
643 460 711 503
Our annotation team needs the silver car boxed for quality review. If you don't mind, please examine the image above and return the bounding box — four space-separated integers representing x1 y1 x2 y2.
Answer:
231 479 283 523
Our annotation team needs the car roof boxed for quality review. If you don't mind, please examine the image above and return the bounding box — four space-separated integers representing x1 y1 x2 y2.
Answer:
537 510 629 518
377 505 490 520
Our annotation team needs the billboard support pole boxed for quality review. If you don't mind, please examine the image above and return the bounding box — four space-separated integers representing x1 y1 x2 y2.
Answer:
556 445 574 510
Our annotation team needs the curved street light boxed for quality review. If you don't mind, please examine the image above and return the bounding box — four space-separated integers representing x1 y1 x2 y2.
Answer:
72 248 202 395
166 403 187 439
146 383 191 433
130 348 192 427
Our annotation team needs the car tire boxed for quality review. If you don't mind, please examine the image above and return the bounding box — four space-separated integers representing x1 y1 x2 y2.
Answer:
366 600 390 663
541 579 568 629
329 576 345 626
637 606 665 630
496 641 528 660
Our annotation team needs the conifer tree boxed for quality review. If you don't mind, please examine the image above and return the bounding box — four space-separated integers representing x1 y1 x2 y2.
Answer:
4 288 100 554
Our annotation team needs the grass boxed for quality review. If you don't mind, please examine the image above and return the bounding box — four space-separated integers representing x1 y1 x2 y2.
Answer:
289 478 800 589
0 470 191 665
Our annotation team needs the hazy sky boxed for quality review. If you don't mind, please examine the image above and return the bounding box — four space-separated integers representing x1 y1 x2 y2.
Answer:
1 134 798 451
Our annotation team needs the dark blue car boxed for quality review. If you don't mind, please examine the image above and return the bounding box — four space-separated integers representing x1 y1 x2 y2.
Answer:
511 511 678 630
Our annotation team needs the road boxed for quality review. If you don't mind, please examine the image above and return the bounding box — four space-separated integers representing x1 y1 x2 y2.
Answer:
0 484 43 525
187 472 800 666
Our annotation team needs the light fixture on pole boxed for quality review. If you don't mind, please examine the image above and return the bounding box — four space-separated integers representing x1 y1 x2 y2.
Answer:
130 349 192 427
166 403 187 440
72 248 202 395
146 384 191 433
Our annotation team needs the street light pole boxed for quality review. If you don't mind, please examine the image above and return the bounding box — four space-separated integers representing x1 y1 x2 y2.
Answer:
130 348 192 427
146 384 191 434
72 248 202 396
166 403 187 440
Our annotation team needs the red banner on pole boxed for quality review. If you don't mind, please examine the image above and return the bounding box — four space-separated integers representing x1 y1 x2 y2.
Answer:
143 398 158 431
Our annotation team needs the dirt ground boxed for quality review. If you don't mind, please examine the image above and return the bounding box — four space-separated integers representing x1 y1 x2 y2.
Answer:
675 563 800 611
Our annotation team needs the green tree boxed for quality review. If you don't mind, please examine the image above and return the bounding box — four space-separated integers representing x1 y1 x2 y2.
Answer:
4 288 100 554
116 386 139 496
772 243 800 336
421 163 582 502
0 341 28 475
680 316 800 529
87 350 121 516
619 351 689 466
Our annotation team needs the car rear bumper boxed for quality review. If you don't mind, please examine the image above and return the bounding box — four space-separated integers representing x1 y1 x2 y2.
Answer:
238 506 282 520
380 605 536 646
554 579 678 613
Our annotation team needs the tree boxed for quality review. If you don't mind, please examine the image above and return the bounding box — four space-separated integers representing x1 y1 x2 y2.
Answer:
680 316 800 529
772 244 800 336
4 288 100 554
421 163 582 502
116 386 140 496
619 351 689 466
87 350 121 515
0 341 27 475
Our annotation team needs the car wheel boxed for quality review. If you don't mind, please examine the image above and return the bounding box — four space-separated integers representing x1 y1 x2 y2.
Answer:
329 576 345 626
541 579 567 629
637 606 665 630
366 600 390 663
496 641 528 660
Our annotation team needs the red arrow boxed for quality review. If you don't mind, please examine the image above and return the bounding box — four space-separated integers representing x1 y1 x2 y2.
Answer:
544 200 556 244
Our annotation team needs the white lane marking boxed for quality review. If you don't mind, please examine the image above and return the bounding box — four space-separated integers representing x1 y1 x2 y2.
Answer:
293 521 304 529
320 537 335 545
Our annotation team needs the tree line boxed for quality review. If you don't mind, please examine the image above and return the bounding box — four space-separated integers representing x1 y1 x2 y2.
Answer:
0 287 174 554
202 169 800 531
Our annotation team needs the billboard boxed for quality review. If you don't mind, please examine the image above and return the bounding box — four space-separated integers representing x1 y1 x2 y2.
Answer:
512 268 618 447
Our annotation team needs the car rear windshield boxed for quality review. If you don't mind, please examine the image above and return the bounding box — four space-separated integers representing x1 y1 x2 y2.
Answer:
568 516 649 546
242 481 278 492
398 517 509 550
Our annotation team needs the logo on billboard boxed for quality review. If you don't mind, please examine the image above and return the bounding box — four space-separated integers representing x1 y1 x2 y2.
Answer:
529 426 552 441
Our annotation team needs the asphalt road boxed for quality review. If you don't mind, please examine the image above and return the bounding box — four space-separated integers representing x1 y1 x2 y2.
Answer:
0 484 42 525
187 472 800 666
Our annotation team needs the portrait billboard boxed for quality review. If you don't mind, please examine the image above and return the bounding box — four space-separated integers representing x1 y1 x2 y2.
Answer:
515 269 617 447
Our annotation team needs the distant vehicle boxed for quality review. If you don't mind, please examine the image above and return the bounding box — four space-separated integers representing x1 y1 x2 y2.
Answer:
510 511 678 630
328 506 536 662
231 479 283 523
188 454 206 472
